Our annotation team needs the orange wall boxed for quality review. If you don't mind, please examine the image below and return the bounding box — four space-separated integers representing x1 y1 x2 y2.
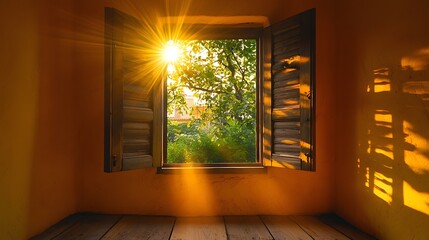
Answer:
335 0 429 239
74 0 337 216
0 0 78 239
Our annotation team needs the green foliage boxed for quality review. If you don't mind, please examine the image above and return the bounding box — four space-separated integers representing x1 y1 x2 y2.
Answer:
167 39 257 163
167 120 255 163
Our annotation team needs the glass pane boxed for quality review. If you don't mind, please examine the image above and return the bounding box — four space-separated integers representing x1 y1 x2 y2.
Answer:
165 39 257 164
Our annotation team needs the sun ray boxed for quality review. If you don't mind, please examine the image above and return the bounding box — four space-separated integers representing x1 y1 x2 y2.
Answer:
163 40 181 62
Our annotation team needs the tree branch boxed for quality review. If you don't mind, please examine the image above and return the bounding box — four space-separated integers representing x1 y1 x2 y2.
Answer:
183 83 229 95
229 48 246 77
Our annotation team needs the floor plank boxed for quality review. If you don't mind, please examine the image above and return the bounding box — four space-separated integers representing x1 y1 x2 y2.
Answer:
170 217 227 240
318 215 376 240
31 213 84 240
102 215 175 240
261 215 312 240
224 216 273 240
291 216 350 240
52 213 121 240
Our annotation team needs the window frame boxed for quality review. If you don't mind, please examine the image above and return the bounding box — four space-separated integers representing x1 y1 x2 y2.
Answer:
158 26 265 171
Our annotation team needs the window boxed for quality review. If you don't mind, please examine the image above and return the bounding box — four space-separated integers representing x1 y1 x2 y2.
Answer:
165 38 258 165
104 8 315 172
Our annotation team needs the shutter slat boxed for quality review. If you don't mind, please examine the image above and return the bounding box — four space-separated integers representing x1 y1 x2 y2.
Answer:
273 36 301 52
273 71 300 87
273 144 300 153
123 107 153 122
272 56 301 72
272 154 301 169
273 80 299 91
273 127 300 136
273 121 300 129
272 25 300 41
123 122 151 130
124 82 152 97
123 138 151 153
123 130 151 140
123 154 152 170
123 99 151 109
274 99 299 108
273 50 301 63
273 137 300 145
273 88 299 99
272 107 300 121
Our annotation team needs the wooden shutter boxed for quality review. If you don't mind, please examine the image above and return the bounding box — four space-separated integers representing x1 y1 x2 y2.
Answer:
104 8 158 172
263 9 315 170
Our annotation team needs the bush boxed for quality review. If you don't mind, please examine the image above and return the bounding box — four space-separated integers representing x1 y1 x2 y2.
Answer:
167 119 255 163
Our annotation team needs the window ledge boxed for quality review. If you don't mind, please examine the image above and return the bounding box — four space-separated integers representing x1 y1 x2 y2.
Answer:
157 165 267 174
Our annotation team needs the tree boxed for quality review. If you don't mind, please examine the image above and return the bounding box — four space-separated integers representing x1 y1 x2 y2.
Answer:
166 39 257 163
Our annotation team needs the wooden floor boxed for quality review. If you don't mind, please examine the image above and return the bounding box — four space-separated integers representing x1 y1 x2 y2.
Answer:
31 213 375 240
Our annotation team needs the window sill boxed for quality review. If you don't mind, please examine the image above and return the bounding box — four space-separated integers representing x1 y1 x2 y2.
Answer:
157 165 267 174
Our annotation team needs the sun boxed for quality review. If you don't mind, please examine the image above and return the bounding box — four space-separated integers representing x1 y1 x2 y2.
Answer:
163 40 181 62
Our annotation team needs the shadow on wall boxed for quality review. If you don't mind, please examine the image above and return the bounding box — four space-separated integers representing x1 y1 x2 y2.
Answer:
357 47 429 219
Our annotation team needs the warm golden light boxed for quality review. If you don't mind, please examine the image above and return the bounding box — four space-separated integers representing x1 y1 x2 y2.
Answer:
373 171 393 204
164 40 180 62
404 181 429 215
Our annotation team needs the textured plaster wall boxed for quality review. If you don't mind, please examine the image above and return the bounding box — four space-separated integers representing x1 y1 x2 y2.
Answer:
334 0 429 239
0 0 78 239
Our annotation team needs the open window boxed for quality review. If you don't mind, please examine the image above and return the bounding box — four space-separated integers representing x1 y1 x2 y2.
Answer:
164 36 260 167
104 8 315 172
